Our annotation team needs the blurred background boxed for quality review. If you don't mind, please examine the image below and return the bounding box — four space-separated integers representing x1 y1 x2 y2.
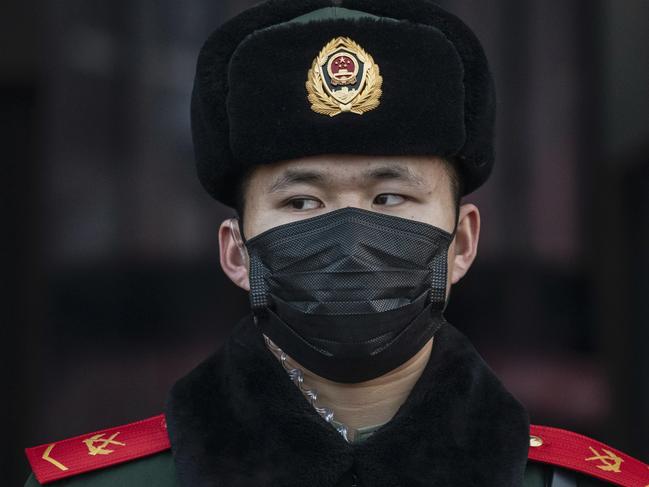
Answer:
3 0 648 484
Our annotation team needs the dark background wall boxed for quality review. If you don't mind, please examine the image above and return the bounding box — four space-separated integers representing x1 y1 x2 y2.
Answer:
3 1 649 484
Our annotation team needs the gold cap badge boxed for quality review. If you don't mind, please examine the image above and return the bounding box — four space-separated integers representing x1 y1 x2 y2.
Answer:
306 37 383 117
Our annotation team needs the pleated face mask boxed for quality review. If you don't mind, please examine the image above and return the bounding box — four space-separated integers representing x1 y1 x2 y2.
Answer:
239 207 454 383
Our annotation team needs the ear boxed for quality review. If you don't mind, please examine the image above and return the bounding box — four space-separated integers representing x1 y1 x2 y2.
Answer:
218 218 250 291
449 203 481 285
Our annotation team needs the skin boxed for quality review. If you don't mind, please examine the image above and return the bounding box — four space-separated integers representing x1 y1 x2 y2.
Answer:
218 154 481 431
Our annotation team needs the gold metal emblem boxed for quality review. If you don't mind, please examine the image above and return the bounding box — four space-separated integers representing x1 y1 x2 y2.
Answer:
585 446 624 473
83 432 126 456
306 37 382 117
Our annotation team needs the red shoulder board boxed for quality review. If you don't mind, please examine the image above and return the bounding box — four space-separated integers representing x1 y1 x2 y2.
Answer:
529 424 649 487
25 414 170 485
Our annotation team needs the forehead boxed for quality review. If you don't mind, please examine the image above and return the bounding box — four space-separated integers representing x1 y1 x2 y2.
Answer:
247 154 451 190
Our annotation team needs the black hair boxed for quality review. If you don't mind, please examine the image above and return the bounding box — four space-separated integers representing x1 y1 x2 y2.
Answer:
233 166 254 238
444 157 465 230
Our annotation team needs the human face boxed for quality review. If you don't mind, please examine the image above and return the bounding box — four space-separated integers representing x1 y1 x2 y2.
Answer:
219 154 480 293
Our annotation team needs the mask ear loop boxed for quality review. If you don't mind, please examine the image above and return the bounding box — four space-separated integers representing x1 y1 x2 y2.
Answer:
227 218 249 267
441 221 456 314
228 218 268 323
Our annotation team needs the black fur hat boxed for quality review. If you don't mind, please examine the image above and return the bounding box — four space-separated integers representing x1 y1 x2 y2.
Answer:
192 0 495 207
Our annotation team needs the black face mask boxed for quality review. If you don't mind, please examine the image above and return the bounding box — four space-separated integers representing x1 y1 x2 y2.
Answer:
243 207 454 383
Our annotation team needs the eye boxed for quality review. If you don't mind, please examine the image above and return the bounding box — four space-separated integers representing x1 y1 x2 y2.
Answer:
374 194 406 206
286 197 323 210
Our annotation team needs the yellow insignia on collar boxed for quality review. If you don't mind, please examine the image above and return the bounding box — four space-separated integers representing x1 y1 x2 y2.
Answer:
306 37 383 117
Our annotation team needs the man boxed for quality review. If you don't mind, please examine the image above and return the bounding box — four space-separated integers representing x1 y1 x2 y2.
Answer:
24 1 649 486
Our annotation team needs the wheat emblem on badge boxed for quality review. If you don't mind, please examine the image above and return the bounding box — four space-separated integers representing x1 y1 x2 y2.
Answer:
306 37 383 117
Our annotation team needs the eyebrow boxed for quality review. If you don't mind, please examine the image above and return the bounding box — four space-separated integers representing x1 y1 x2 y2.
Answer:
269 169 329 193
268 163 426 193
362 164 426 186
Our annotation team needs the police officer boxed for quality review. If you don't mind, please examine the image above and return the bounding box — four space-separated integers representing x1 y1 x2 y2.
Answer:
24 1 649 486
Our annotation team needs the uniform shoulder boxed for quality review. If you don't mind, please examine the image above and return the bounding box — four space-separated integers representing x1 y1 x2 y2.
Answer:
24 414 174 486
526 424 649 487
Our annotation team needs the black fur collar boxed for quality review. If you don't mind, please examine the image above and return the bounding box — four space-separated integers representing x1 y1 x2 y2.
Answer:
165 316 530 486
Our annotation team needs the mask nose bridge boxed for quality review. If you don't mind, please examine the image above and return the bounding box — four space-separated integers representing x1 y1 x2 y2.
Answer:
333 215 367 256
